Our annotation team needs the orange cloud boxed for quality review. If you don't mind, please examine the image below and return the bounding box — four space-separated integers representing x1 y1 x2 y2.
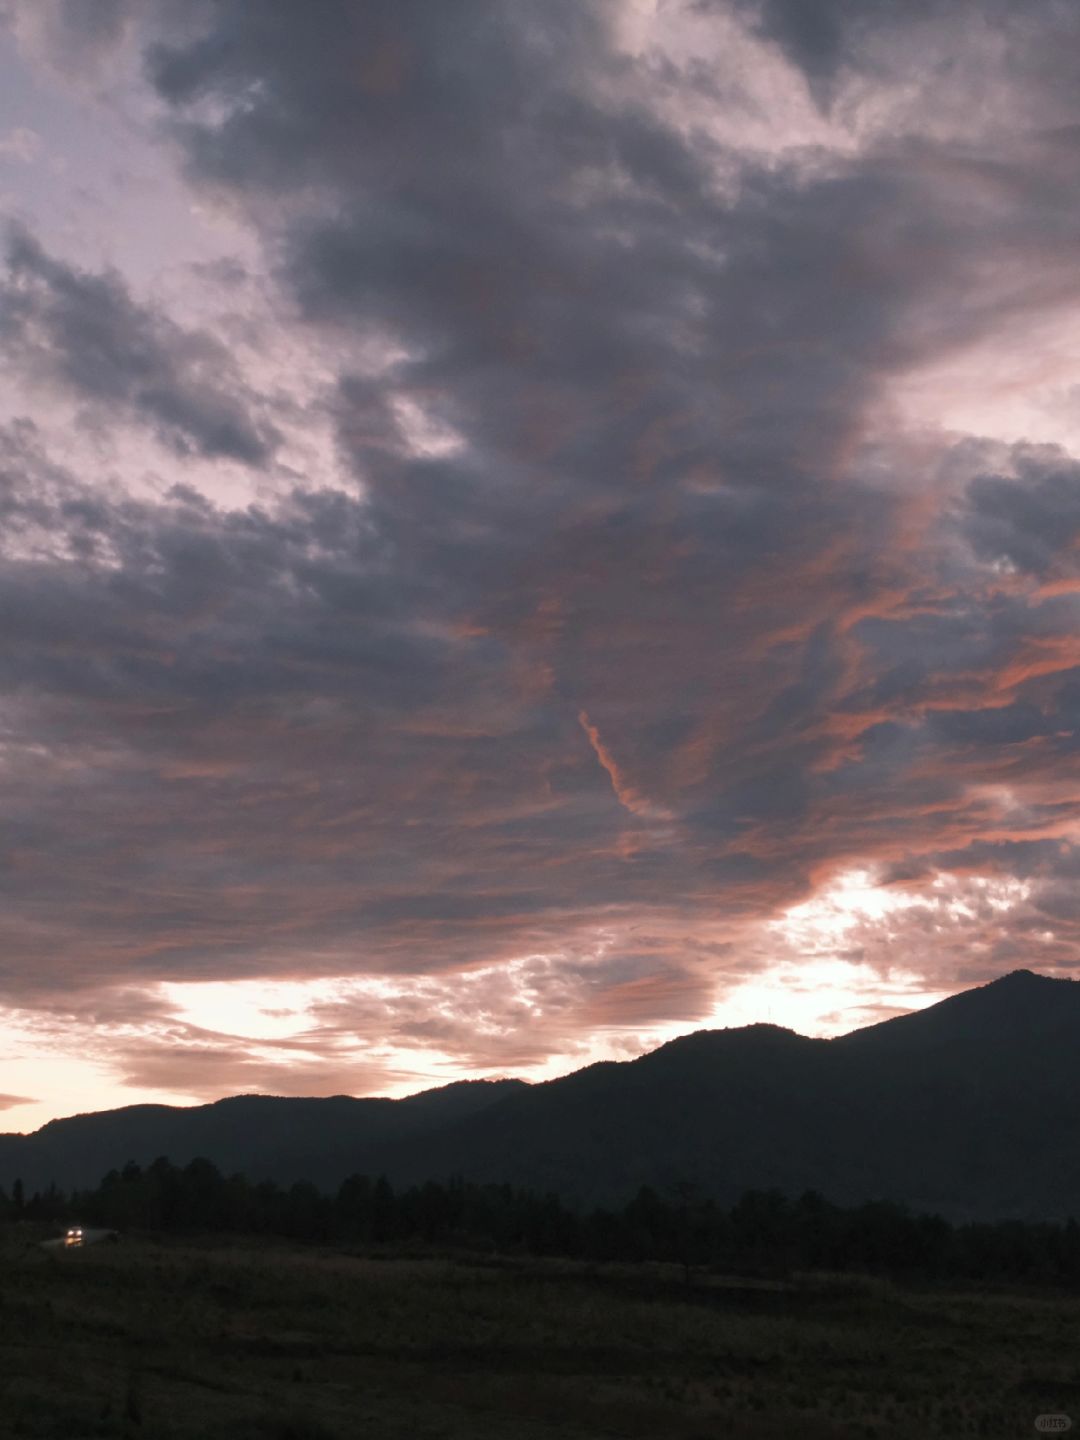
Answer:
578 709 663 819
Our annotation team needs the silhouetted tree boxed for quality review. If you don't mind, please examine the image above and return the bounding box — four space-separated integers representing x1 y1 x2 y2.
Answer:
7 1155 1080 1292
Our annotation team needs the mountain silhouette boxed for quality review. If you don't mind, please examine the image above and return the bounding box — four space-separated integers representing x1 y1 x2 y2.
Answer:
834 968 1080 1052
0 1079 526 1198
383 973 1080 1220
4 971 1079 1221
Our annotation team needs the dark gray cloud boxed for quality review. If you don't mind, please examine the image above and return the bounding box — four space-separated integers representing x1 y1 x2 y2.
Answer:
732 0 1080 111
13 0 130 71
962 445 1080 576
4 0 1080 1106
0 225 278 465
735 0 940 84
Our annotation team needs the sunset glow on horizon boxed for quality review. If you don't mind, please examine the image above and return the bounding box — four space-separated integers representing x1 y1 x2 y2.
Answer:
3 0 1080 1131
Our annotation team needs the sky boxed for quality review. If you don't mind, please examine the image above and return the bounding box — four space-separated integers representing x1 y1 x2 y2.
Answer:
2 0 1080 1132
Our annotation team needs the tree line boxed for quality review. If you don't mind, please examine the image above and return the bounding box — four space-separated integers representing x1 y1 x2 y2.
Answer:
4 1161 1080 1288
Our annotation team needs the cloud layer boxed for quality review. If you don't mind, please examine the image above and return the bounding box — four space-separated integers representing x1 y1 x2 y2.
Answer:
2 0 1080 1121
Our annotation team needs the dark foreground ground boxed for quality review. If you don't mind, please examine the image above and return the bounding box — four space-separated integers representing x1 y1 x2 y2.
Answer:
1 1227 1077 1439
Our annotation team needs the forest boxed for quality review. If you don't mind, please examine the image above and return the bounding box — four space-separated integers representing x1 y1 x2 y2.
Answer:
5 1158 1080 1290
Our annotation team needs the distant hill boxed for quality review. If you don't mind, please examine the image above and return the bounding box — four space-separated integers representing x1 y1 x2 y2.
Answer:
4 970 1080 1221
0 1079 527 1197
833 966 1080 1053
374 971 1080 1221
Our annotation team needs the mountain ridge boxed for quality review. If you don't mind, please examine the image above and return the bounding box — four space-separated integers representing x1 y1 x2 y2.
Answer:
4 972 1079 1221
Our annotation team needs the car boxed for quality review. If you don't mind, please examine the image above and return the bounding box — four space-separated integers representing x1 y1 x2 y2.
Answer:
64 1226 84 1247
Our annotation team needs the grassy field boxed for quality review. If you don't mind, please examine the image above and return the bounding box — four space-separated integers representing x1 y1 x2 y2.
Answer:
1 1227 1077 1438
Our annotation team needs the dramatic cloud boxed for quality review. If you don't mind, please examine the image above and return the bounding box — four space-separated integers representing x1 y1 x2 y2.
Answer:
0 226 278 464
1 0 1079 1123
